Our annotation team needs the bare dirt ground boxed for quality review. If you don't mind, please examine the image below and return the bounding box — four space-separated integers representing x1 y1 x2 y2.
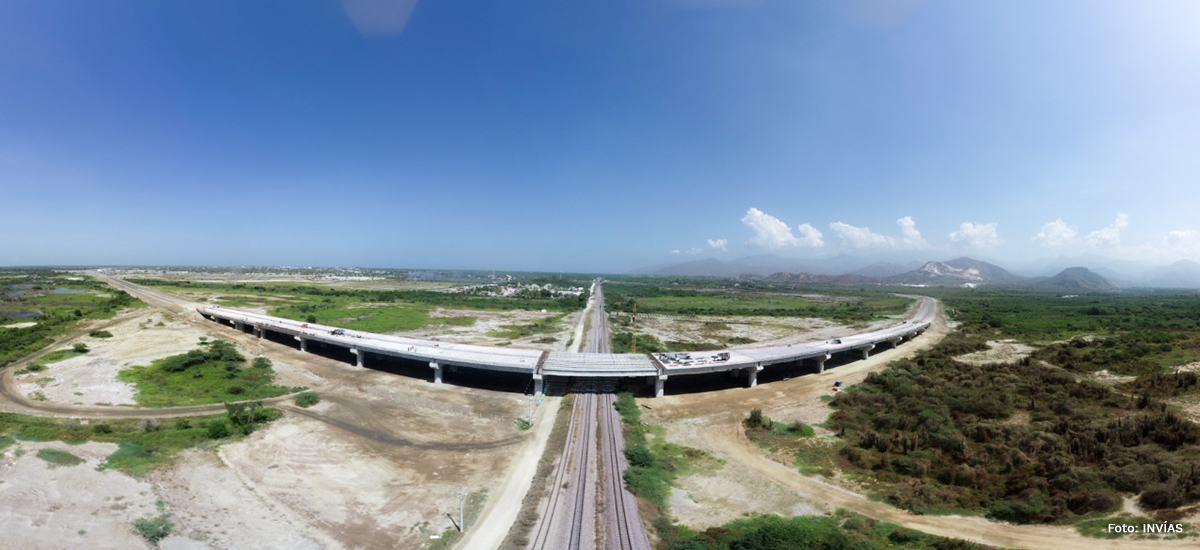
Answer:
404 307 582 351
638 306 1198 549
953 340 1038 365
2 321 38 329
633 314 895 350
0 440 160 549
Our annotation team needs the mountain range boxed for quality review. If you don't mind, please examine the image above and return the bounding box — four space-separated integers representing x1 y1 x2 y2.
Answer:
651 254 1172 291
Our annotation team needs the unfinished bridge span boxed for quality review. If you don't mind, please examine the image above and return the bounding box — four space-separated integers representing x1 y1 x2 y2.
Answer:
198 297 934 398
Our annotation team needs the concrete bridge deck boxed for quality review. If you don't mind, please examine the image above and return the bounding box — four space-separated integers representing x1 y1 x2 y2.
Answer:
197 296 934 397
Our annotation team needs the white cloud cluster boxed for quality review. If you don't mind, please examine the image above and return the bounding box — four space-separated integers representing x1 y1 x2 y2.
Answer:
707 238 727 252
1085 213 1129 249
829 217 927 250
949 222 1002 248
1033 219 1077 247
741 208 824 249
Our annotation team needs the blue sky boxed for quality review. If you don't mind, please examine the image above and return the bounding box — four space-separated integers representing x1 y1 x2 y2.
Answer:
2 1 1199 273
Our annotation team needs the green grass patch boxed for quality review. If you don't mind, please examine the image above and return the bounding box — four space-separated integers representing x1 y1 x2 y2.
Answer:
88 330 113 338
0 406 277 476
39 347 87 364
117 340 292 407
615 391 721 508
36 448 84 466
656 510 987 550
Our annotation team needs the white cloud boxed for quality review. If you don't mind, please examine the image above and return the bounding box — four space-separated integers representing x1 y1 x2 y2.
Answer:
896 216 928 249
949 222 1002 248
1086 213 1129 249
741 207 824 249
670 249 681 255
1033 219 1077 247
829 222 892 249
795 224 824 247
707 238 728 252
829 216 927 250
688 247 702 254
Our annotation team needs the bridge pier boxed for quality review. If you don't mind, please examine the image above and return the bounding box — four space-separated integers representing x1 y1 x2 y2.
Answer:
815 353 831 374
653 374 667 398
746 364 763 388
533 373 543 397
254 325 264 338
858 344 875 360
352 348 365 367
889 337 902 349
234 321 245 332
430 362 443 384
296 336 308 352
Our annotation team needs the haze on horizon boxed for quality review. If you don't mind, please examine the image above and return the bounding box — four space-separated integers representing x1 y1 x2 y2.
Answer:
2 1 1199 274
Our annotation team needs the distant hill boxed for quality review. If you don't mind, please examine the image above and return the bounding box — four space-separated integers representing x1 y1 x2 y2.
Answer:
1145 260 1200 289
653 254 854 277
1036 267 1117 291
851 261 917 278
745 272 875 285
888 257 1022 286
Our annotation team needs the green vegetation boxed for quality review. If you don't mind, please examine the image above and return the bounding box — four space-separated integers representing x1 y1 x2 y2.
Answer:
0 271 143 367
1 404 278 475
15 363 47 375
132 512 173 546
827 332 1200 523
603 281 911 323
656 510 988 550
36 448 84 466
294 391 320 407
117 340 292 407
39 346 88 364
931 288 1200 340
1035 332 1200 377
615 391 722 508
88 329 113 338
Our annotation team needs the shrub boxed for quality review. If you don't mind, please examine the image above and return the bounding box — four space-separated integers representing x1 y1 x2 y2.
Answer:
88 330 113 338
206 420 231 439
294 391 320 407
624 445 658 469
132 514 172 546
252 357 271 368
72 343 89 353
226 386 245 395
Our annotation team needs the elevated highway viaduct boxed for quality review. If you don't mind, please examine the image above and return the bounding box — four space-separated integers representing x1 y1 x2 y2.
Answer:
197 296 934 397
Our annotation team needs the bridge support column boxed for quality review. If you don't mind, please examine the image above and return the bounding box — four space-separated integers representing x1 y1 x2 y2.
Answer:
746 364 763 388
430 362 443 384
234 321 244 332
533 373 543 397
816 353 831 374
352 348 364 367
859 344 875 360
297 337 308 352
890 337 902 349
254 326 264 338
654 374 667 398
